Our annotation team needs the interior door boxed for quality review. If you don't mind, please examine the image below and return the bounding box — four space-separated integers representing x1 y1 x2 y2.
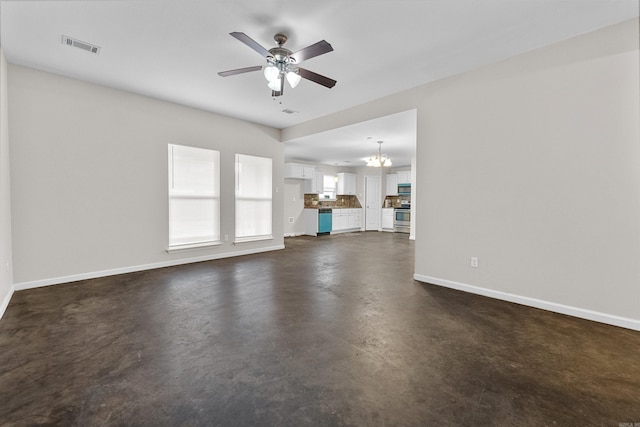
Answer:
365 175 381 231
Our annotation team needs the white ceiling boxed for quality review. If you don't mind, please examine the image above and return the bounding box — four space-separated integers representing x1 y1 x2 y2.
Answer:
1 1 637 167
285 109 417 168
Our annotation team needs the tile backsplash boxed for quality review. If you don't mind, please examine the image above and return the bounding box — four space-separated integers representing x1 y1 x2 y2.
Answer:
304 194 362 208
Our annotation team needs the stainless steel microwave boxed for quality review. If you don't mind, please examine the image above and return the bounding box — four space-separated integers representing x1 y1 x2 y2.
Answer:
398 183 411 196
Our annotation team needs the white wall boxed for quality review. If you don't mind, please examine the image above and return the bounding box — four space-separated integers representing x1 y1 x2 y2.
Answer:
283 19 640 329
415 19 640 326
0 48 14 318
9 65 284 287
283 179 304 236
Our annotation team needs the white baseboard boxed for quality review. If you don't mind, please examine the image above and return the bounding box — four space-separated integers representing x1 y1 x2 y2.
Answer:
414 274 640 332
14 244 285 291
0 284 15 321
284 233 305 237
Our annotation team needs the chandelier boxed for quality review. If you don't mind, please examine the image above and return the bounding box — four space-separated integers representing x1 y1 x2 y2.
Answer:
366 141 392 167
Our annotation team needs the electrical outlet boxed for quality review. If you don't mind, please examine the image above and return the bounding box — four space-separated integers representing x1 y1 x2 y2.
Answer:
470 257 479 268
288 217 294 223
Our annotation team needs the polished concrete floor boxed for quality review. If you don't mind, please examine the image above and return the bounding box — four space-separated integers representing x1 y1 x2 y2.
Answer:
1 232 640 426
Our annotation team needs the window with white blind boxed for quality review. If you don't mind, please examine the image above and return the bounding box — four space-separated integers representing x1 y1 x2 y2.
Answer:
322 175 337 200
168 144 220 250
235 154 272 242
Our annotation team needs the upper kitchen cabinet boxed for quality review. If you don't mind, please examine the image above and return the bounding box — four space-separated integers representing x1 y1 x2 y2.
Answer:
397 171 411 184
386 173 398 196
337 172 356 195
284 163 315 180
304 171 324 194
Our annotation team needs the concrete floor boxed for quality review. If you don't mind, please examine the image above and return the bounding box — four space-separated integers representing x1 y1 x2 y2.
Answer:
1 232 639 426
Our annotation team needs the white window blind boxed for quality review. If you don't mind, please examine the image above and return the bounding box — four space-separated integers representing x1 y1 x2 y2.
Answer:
168 144 220 249
322 175 337 200
235 154 272 242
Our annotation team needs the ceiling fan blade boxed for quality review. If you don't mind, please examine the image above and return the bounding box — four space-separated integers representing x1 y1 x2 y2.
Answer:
218 65 262 77
298 67 337 89
230 32 271 58
291 40 333 63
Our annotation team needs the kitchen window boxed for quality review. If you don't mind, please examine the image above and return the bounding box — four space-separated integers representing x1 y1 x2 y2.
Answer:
167 144 220 251
321 175 337 200
235 153 272 243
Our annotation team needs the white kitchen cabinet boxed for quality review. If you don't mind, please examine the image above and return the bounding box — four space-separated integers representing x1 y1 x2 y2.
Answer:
332 208 362 233
284 163 315 180
382 208 394 231
386 173 398 196
397 171 411 185
337 172 356 195
349 209 362 229
304 171 324 194
304 209 318 236
332 209 348 231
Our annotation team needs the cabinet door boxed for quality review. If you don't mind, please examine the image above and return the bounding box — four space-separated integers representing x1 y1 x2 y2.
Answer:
284 163 303 179
304 172 324 194
337 173 356 195
382 209 394 229
332 211 342 231
386 174 398 196
314 172 324 193
348 213 356 229
302 166 315 179
285 163 315 179
347 174 356 195
397 171 411 184
333 211 348 230
353 210 362 228
341 214 349 230
336 173 346 195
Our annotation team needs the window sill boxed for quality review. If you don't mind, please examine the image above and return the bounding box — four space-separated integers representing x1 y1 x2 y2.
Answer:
166 241 222 253
233 235 273 245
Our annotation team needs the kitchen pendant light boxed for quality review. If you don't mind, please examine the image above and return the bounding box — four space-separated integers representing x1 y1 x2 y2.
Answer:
366 141 392 167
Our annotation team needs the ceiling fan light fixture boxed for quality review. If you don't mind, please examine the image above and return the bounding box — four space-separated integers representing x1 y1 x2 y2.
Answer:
286 70 301 88
267 78 282 91
263 64 280 83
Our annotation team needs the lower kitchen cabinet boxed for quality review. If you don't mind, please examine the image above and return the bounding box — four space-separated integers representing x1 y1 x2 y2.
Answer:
382 208 394 231
303 209 319 236
332 208 362 234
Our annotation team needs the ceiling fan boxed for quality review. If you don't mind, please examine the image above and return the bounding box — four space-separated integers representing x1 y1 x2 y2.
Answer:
218 32 337 97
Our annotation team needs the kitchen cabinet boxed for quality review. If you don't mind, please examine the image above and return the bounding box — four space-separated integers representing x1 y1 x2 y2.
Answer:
348 209 362 229
284 163 315 180
304 171 324 194
332 208 362 233
303 209 319 236
386 173 398 196
337 172 356 195
397 171 411 185
382 208 394 231
332 209 348 231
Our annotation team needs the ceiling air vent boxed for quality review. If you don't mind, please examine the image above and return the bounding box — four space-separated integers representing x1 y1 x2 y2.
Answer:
61 35 101 54
282 109 298 115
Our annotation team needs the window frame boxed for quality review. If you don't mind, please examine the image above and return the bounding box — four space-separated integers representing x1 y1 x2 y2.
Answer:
234 153 273 243
167 144 221 252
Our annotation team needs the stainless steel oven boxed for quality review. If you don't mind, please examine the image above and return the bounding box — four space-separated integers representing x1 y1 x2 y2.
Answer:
394 208 410 233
